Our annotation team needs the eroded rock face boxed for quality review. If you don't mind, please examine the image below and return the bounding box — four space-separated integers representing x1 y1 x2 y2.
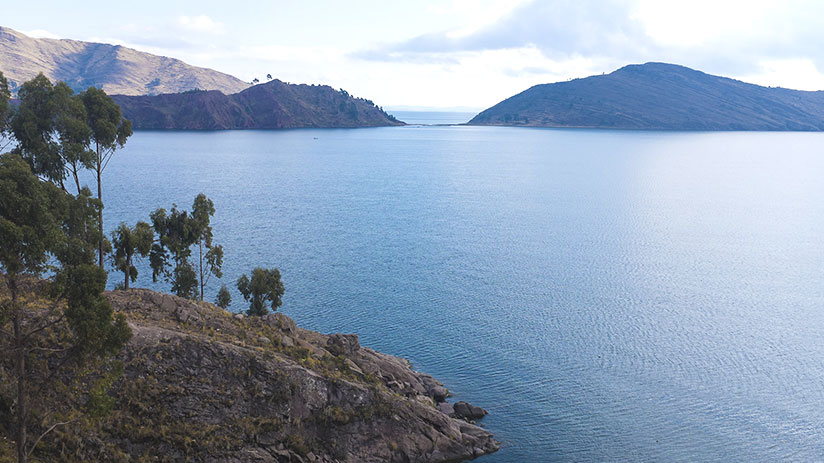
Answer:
95 289 499 463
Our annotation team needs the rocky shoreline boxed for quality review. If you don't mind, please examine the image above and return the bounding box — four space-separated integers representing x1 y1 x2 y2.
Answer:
81 289 497 462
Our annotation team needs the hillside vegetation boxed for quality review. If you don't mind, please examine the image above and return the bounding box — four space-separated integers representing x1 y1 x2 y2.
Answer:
0 285 498 462
470 62 824 131
113 81 403 129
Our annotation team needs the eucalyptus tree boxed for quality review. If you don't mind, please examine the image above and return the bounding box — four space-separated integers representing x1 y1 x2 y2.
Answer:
111 221 154 289
80 86 133 269
192 193 223 301
0 152 131 463
11 74 63 186
10 75 93 194
237 267 285 316
149 194 223 300
215 284 232 309
149 204 198 298
0 71 12 152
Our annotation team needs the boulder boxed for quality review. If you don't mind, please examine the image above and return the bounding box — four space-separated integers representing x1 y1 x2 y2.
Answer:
275 312 297 335
453 401 488 421
437 402 455 417
430 386 448 403
326 334 360 356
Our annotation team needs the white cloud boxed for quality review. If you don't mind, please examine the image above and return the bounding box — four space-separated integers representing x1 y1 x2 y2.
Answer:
739 59 824 91
23 29 61 39
177 15 226 35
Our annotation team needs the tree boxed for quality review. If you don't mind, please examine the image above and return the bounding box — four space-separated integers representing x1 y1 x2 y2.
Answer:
215 284 232 309
0 71 12 153
192 194 223 301
171 260 198 299
111 221 154 289
237 267 285 316
0 153 131 463
80 86 133 269
11 74 63 187
252 77 260 84
150 194 223 300
149 204 196 297
55 87 94 195
10 75 94 195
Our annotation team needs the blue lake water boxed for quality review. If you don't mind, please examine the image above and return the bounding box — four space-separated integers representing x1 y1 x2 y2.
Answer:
390 110 478 125
92 124 824 462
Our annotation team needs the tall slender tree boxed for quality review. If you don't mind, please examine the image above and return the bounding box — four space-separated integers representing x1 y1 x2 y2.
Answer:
111 221 154 289
0 153 130 463
192 194 223 301
0 71 12 153
150 194 223 300
80 86 132 269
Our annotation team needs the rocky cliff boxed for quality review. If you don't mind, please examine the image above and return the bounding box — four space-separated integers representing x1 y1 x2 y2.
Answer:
112 81 403 129
0 26 250 96
2 288 497 462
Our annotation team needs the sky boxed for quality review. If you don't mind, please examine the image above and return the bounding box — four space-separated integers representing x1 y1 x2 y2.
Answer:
7 0 824 110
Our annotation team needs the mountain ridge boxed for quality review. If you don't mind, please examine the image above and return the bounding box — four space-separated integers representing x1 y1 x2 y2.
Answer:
0 26 250 95
112 80 403 129
469 62 824 131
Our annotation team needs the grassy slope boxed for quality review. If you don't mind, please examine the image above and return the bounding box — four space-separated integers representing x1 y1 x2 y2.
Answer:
470 62 824 130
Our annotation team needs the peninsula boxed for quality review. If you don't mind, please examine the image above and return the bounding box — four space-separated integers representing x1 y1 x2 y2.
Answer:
112 81 402 130
470 62 824 131
0 284 498 462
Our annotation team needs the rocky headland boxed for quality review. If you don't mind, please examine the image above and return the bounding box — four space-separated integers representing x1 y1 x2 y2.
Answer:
2 288 497 462
112 81 403 130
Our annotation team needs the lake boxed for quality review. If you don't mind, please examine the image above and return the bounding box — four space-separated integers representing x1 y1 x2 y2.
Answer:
92 120 824 462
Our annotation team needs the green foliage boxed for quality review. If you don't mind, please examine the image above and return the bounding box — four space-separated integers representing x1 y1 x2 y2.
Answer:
171 260 198 300
54 186 107 268
0 153 64 279
237 267 285 316
0 71 11 146
85 361 124 418
80 85 132 269
10 74 62 185
192 193 223 300
9 75 94 193
56 263 132 356
111 221 154 289
150 194 223 300
0 148 131 463
80 86 132 153
215 284 232 309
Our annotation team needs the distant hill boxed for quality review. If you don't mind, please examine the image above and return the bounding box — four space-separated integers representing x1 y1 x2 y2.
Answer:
469 63 824 131
0 26 249 95
112 80 403 129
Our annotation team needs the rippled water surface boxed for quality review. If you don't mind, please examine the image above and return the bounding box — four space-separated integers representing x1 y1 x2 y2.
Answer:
95 124 824 461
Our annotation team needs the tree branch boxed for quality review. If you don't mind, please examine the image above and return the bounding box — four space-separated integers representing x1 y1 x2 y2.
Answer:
26 416 81 457
23 312 66 342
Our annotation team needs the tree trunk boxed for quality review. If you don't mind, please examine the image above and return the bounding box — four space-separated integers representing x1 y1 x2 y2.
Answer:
125 254 131 290
72 164 81 196
11 278 28 463
199 240 204 301
97 143 104 270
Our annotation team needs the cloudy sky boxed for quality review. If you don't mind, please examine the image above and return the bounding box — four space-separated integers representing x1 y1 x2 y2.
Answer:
8 0 824 110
